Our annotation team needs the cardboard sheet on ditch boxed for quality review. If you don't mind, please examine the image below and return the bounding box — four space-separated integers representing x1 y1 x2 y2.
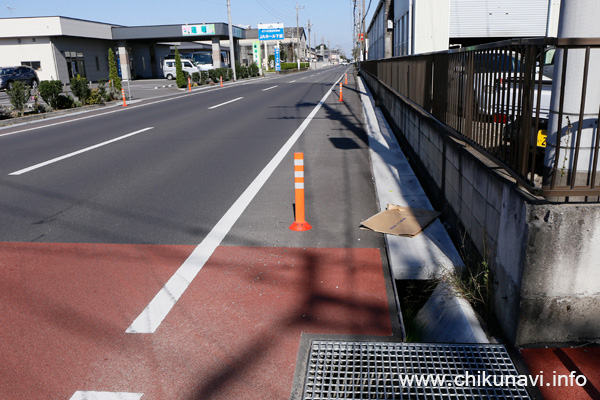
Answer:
360 204 441 237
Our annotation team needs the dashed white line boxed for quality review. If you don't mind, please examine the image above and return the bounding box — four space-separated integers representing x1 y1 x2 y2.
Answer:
8 127 154 176
262 85 278 91
207 97 243 109
126 75 344 334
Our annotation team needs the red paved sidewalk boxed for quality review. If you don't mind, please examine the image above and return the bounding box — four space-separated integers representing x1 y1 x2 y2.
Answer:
0 242 393 399
521 347 600 399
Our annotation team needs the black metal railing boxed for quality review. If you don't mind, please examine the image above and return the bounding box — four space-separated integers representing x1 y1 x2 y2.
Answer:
362 38 600 202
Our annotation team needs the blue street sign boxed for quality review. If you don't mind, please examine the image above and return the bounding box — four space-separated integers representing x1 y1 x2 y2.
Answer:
258 28 284 41
258 23 284 41
274 47 281 72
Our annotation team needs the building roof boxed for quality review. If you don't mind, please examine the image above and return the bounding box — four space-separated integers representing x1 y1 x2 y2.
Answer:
0 16 245 42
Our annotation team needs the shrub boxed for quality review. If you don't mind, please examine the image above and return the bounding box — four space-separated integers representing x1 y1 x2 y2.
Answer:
108 48 121 91
0 106 10 120
70 75 90 104
97 80 111 102
87 88 104 105
201 71 209 85
192 72 201 84
208 68 220 83
236 63 249 79
249 62 259 77
7 80 31 116
55 94 75 110
38 80 63 109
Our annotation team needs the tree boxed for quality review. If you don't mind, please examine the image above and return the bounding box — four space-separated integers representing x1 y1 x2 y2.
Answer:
70 75 91 104
38 80 63 109
7 81 31 116
108 48 121 91
174 47 187 88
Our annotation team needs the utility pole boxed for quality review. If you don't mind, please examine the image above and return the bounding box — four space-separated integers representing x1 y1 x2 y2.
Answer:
296 1 305 70
227 0 237 81
307 19 313 68
361 0 365 61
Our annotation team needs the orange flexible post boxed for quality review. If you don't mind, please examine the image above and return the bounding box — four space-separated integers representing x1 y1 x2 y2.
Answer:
289 152 312 231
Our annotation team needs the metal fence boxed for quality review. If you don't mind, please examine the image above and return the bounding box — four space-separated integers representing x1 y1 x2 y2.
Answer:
361 38 600 202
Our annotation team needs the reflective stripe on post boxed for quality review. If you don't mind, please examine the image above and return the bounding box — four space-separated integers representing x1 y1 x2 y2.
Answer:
289 152 312 231
121 88 127 107
339 82 343 102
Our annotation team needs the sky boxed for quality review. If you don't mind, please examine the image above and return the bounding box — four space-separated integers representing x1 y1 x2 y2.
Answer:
0 0 377 57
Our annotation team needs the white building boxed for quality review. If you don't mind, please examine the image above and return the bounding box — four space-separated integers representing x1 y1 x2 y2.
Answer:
0 16 246 83
366 0 562 59
0 17 118 82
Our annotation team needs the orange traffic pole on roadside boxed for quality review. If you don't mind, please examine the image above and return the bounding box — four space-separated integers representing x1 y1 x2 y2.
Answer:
220 76 223 87
345 73 348 85
121 88 127 107
289 152 312 231
188 76 191 91
339 82 343 102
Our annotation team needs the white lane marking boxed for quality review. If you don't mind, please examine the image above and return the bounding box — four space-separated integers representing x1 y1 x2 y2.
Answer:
262 85 278 91
70 392 143 400
289 80 297 83
0 76 283 139
8 127 154 176
207 97 243 109
126 75 344 334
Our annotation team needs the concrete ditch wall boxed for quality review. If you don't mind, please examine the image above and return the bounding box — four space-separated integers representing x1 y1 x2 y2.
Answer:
361 70 600 346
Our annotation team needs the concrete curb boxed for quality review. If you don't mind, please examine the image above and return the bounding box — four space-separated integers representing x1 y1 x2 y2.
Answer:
356 74 464 280
416 282 489 343
357 72 488 344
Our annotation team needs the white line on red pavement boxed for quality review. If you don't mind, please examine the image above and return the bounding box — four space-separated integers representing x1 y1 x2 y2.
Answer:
126 73 346 334
8 127 154 176
70 391 143 400
207 97 243 109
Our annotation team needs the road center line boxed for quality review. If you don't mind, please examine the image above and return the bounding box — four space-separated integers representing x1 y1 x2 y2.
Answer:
126 75 344 334
8 127 154 176
262 85 278 91
207 97 243 109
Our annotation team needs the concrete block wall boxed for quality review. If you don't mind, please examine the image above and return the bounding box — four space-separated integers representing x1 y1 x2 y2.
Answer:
362 71 600 346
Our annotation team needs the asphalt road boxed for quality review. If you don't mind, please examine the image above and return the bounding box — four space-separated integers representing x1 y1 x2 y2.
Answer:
0 66 395 400
0 66 375 245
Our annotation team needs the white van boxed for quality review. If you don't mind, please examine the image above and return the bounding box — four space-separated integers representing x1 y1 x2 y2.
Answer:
162 59 199 80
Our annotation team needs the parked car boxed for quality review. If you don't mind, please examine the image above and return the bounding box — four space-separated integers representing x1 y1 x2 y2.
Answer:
0 66 39 90
165 51 228 71
162 59 200 80
453 50 553 150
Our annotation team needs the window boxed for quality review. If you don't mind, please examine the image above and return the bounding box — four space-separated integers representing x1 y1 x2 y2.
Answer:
21 61 41 70
64 51 86 78
96 56 100 71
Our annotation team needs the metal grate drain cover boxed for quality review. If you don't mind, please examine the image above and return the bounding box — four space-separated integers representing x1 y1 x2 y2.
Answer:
302 341 531 399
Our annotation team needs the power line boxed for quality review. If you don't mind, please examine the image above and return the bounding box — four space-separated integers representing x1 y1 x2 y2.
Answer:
254 0 295 22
